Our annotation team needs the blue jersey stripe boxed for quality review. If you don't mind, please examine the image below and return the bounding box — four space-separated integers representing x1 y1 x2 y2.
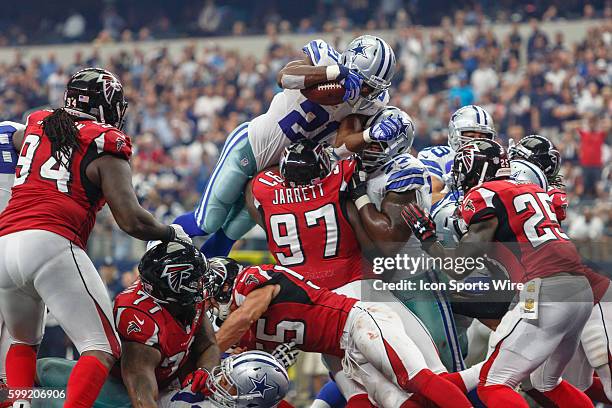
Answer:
387 168 423 182
387 177 425 191
0 125 18 135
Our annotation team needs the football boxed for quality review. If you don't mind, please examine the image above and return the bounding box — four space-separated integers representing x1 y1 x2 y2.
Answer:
301 81 345 105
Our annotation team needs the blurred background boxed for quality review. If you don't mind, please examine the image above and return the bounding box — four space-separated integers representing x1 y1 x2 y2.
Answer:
0 0 610 404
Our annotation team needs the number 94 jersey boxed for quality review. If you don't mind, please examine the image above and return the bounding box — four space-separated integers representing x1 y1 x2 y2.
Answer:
0 110 132 249
248 39 388 171
460 179 584 283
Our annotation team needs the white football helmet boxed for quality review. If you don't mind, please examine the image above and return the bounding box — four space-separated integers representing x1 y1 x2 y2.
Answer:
340 35 396 110
362 106 415 172
448 105 496 151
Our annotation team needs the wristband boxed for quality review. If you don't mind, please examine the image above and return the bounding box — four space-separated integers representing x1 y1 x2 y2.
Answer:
326 64 341 81
164 225 176 241
362 128 372 143
354 195 371 210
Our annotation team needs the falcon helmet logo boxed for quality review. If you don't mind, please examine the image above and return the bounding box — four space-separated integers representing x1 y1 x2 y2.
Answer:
460 144 478 172
97 73 123 104
160 263 195 294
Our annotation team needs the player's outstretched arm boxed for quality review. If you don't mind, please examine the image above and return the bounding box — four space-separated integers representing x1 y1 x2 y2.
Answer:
277 56 355 90
193 315 221 372
87 155 176 241
121 341 162 408
333 115 368 155
215 285 277 352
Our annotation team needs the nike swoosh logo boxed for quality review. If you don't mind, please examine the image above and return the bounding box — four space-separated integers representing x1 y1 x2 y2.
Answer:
135 316 145 325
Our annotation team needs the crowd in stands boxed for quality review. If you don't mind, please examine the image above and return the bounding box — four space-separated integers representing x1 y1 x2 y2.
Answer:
0 0 610 46
0 9 610 274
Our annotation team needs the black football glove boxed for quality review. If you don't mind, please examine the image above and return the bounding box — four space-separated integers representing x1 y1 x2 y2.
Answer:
348 155 369 203
401 203 438 249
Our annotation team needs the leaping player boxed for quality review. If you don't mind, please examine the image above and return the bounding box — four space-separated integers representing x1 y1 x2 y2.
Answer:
174 35 403 258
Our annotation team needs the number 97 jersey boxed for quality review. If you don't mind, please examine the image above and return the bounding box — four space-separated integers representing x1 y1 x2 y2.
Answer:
251 159 369 290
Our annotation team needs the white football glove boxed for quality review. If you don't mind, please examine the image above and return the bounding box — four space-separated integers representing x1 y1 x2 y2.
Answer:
271 341 300 369
169 224 192 244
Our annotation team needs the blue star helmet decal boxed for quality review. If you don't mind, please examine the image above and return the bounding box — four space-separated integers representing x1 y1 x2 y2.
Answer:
350 41 371 58
249 373 275 398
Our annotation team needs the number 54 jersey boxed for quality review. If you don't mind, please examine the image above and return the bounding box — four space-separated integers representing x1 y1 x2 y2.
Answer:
0 110 132 249
248 39 388 171
460 179 584 283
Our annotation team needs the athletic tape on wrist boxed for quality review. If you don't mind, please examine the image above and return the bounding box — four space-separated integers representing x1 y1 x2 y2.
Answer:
326 65 341 81
355 195 371 210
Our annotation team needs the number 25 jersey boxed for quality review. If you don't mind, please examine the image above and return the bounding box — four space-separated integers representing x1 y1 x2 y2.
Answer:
460 179 583 283
0 110 132 248
251 159 369 290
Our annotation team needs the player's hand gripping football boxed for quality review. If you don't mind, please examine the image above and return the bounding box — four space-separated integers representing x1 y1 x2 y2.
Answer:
337 65 363 103
182 367 212 395
401 203 438 248
272 341 300 369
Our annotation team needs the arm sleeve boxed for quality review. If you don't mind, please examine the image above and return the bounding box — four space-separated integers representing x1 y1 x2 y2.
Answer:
233 266 274 306
115 307 160 347
461 188 497 226
302 39 341 67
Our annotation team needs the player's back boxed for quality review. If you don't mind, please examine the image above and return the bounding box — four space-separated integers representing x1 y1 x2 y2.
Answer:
113 280 206 387
461 179 583 282
0 110 132 248
251 159 367 290
234 264 357 356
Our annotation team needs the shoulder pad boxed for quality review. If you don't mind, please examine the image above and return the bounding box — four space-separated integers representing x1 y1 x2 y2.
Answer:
92 129 132 160
302 39 340 67
383 154 428 193
115 306 160 347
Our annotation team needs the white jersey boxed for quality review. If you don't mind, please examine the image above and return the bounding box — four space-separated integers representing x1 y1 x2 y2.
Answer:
367 153 431 255
510 159 548 190
417 145 455 182
0 121 24 211
248 39 388 171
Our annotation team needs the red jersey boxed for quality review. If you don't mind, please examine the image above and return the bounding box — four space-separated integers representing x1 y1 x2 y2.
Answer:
0 110 132 248
233 264 357 357
461 179 584 283
113 280 207 387
251 159 368 290
548 188 567 222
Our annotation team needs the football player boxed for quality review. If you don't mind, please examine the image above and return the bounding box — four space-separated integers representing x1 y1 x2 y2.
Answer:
174 35 400 258
245 134 477 407
403 139 595 408
0 121 24 391
509 134 567 222
418 105 496 204
36 242 291 408
347 107 468 374
0 68 190 408
203 259 473 408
